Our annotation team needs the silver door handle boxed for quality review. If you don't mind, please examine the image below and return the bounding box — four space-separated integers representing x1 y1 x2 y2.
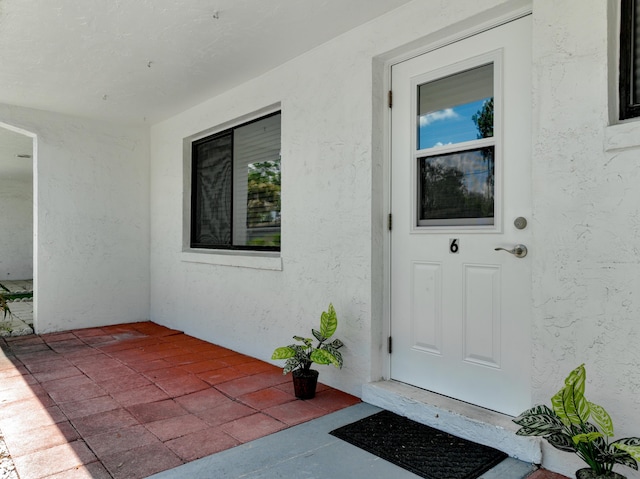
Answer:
494 244 528 258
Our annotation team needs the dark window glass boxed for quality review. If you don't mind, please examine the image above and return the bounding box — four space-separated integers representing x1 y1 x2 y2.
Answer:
192 133 233 246
418 147 495 226
620 0 640 120
191 112 281 250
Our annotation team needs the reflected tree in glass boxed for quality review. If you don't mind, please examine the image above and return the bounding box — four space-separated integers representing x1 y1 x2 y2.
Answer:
246 159 281 246
419 156 494 221
472 97 494 200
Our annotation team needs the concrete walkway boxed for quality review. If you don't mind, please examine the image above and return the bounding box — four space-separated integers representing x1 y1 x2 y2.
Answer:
149 402 541 479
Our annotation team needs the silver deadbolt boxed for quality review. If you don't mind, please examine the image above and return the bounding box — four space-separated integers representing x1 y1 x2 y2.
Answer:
495 244 528 258
514 217 528 230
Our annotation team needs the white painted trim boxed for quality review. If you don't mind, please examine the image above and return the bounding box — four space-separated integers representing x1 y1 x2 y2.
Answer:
181 102 282 254
362 380 541 464
604 120 640 152
181 250 282 271
409 50 503 235
379 1 532 70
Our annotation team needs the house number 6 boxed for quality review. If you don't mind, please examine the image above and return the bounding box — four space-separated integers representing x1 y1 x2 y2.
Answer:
449 238 459 254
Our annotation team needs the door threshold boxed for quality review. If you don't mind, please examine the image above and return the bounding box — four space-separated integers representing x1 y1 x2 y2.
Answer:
362 380 541 464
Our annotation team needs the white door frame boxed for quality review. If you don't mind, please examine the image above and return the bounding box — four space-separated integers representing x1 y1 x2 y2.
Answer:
379 4 533 384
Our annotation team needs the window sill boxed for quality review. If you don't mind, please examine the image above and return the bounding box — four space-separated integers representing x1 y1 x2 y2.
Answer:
605 120 640 152
181 250 283 271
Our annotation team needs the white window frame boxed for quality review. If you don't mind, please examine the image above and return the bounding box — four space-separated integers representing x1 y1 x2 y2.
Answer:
181 104 283 270
410 50 503 234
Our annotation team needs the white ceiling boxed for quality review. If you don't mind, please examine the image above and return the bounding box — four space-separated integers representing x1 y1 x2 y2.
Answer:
0 0 412 180
0 0 411 126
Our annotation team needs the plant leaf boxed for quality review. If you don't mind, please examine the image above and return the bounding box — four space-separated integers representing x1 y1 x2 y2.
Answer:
551 364 589 426
322 345 343 368
513 416 564 436
612 451 639 470
0 294 10 318
312 328 325 342
613 438 640 463
589 401 614 437
513 406 564 436
310 348 339 367
319 303 337 339
283 358 299 375
546 432 577 453
572 432 603 445
271 346 296 360
293 336 313 347
330 338 344 349
514 404 557 420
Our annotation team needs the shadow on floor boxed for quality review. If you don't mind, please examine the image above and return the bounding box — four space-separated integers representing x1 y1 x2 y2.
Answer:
0 321 359 479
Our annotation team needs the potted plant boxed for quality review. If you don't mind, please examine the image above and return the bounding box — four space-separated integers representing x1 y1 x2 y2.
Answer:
271 303 344 399
513 364 640 479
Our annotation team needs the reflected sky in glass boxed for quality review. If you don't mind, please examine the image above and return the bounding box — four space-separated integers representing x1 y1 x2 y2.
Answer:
418 98 491 150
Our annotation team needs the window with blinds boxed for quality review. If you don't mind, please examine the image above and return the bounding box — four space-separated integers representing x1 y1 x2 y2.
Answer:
620 0 640 120
191 112 281 250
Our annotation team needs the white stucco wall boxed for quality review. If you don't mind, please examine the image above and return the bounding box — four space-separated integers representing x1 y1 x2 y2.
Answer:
531 1 640 477
150 1 640 476
0 177 33 280
150 0 515 397
0 104 150 333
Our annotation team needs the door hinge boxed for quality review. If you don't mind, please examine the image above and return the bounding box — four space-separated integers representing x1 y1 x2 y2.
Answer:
388 336 393 354
388 90 393 108
388 213 392 231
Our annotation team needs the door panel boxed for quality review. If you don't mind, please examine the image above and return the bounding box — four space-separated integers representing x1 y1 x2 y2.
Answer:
390 15 532 416
463 264 500 367
411 261 442 354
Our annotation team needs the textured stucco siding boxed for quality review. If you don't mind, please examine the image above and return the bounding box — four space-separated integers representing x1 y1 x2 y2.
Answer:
149 0 512 400
0 105 150 333
531 1 640 477
144 1 640 477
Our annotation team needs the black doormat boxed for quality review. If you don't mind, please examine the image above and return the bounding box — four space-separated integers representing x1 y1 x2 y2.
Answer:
329 410 507 479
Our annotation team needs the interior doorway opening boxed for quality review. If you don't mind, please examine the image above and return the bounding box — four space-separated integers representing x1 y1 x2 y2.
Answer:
0 123 36 336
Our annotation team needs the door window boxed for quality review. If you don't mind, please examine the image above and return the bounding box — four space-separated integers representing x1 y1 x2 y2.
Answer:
416 63 495 227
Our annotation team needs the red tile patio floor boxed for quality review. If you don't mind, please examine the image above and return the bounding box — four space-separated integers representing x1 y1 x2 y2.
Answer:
0 321 361 479
0 321 570 479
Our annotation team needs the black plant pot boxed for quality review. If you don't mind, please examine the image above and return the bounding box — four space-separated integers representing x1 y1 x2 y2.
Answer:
292 369 319 399
576 468 626 479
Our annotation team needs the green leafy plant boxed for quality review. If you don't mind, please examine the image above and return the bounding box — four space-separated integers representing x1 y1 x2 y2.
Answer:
514 364 640 476
0 291 11 319
271 303 344 374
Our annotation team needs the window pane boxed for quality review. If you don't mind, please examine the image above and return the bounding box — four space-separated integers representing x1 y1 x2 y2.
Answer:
634 0 640 102
418 147 494 226
233 114 281 248
418 64 493 149
620 0 640 119
192 133 232 246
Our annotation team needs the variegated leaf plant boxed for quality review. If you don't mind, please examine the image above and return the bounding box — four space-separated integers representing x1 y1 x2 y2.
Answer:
271 303 344 375
514 364 640 475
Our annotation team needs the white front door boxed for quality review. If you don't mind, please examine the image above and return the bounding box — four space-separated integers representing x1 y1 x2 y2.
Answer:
390 15 532 416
